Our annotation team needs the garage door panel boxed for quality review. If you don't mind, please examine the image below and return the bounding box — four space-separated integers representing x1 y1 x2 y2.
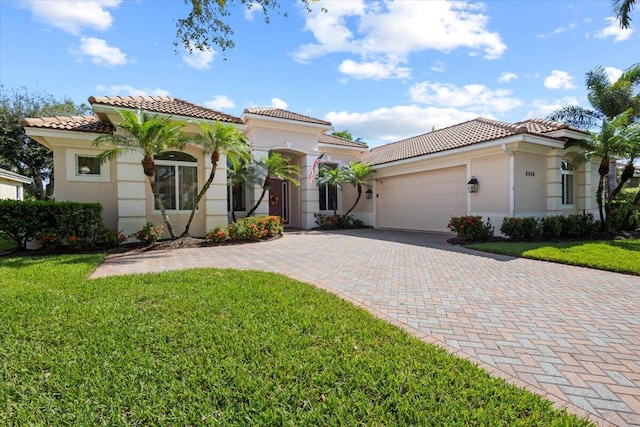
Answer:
378 166 466 232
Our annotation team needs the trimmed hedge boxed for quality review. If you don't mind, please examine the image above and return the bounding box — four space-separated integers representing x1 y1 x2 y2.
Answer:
206 216 284 244
499 213 598 241
447 216 494 242
0 200 104 249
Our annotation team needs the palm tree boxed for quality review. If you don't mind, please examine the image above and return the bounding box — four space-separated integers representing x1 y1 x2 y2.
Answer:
181 121 250 236
614 0 637 28
227 159 262 222
548 64 640 229
316 165 344 215
245 152 300 217
341 162 373 216
93 109 188 239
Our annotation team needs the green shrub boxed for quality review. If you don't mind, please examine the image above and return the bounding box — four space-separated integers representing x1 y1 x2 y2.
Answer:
0 200 103 250
131 222 164 245
562 213 597 238
227 216 283 242
539 216 563 240
500 217 541 241
314 213 365 229
97 226 127 248
447 216 494 242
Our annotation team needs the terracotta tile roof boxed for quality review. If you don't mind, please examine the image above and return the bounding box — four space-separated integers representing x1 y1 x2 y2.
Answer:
360 117 579 166
89 96 243 124
243 107 332 126
319 133 368 149
20 115 114 134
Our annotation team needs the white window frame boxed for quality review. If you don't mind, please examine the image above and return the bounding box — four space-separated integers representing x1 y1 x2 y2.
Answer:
318 163 340 213
561 160 574 206
227 183 248 213
154 153 198 213
66 148 110 182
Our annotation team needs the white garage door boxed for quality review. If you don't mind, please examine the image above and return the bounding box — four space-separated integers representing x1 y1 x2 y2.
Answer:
377 166 467 232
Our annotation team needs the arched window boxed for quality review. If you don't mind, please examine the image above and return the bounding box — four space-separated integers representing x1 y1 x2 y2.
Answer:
561 160 574 205
154 151 198 211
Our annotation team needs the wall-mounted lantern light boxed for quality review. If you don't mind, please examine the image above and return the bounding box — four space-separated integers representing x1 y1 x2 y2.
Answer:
365 188 373 199
467 176 479 193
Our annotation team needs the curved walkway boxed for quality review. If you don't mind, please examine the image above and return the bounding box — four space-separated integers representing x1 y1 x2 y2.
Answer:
92 229 640 427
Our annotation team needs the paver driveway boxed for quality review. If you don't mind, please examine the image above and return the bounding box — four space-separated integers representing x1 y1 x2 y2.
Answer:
92 229 640 427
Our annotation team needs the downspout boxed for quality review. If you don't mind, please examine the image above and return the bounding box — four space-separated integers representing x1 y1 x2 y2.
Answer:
502 144 515 217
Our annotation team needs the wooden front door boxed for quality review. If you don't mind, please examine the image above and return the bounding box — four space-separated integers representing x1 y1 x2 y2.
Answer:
268 179 289 224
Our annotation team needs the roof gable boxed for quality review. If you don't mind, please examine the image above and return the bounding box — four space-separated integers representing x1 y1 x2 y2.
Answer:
89 96 243 124
243 107 331 126
360 117 581 166
20 115 114 134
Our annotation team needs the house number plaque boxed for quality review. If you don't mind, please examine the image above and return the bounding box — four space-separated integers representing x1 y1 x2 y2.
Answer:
525 171 535 177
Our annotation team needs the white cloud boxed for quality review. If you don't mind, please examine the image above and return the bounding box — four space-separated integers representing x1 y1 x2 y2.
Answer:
498 72 518 83
203 95 235 110
22 0 120 34
244 2 261 21
325 105 479 147
544 70 576 89
270 97 288 109
95 85 169 97
293 0 507 75
604 66 623 83
409 81 522 112
431 61 446 72
338 59 410 80
526 97 581 119
72 37 127 66
595 17 634 42
182 47 216 69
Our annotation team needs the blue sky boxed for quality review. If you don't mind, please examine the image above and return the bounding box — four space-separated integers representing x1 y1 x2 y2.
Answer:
0 0 636 147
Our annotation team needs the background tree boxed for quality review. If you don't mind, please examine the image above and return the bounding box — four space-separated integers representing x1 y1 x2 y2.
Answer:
176 0 322 54
614 0 637 28
182 121 250 236
341 162 373 216
0 87 89 199
316 164 344 215
245 152 300 217
93 110 188 239
331 130 363 143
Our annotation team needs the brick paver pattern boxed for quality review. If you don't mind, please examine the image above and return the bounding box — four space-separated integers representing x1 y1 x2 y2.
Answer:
92 229 640 427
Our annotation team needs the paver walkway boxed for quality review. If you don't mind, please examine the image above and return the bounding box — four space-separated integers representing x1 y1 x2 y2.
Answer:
92 229 640 427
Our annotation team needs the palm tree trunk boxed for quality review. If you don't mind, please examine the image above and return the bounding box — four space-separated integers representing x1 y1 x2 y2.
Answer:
597 175 607 231
148 176 176 239
182 164 217 237
344 184 362 216
245 179 269 217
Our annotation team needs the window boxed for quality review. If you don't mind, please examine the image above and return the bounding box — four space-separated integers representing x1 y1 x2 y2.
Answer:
319 164 338 211
227 183 246 212
154 151 198 211
561 160 574 205
77 156 102 176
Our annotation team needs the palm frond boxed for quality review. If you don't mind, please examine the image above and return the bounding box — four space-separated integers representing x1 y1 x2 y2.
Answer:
547 105 602 130
613 0 637 29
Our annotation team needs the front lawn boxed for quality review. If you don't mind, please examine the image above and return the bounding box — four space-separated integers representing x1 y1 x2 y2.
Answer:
0 254 592 426
468 238 640 275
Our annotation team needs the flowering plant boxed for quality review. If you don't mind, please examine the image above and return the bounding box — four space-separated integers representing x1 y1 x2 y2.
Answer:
447 215 494 242
205 225 228 245
131 222 164 245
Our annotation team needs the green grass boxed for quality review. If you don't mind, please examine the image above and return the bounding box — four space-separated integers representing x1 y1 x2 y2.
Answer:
468 238 640 275
0 254 592 426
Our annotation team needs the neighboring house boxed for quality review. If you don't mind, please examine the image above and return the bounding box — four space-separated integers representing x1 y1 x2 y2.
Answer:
0 168 32 200
21 95 598 237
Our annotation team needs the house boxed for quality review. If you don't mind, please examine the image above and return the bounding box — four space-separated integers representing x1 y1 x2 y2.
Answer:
21 95 598 238
0 168 32 200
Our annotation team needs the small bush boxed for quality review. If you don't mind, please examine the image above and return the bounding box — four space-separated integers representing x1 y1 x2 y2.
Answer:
562 213 597 238
227 216 283 242
97 226 127 248
539 216 563 240
205 225 228 245
131 222 164 245
447 216 494 242
314 213 365 230
500 217 541 241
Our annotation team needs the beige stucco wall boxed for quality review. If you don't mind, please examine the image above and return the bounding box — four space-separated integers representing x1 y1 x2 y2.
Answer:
0 179 23 200
514 151 547 216
469 153 509 217
53 146 119 229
